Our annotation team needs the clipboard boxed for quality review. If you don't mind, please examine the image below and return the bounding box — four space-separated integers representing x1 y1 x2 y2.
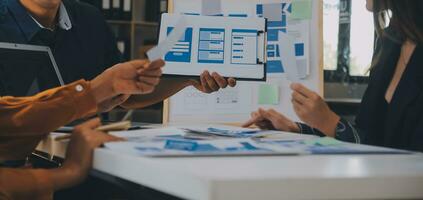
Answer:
158 13 268 81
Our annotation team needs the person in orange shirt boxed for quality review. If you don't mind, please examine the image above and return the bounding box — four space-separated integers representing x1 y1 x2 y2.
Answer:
0 57 233 162
0 118 119 200
0 56 235 199
0 58 165 199
0 59 164 162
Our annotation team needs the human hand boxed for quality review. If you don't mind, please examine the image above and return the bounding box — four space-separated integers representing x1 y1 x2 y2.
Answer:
62 118 123 186
242 108 300 133
97 94 131 113
91 59 165 104
290 83 340 136
189 71 236 93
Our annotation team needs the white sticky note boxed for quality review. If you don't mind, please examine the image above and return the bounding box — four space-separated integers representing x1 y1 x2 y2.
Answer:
147 16 188 61
277 32 299 82
202 0 222 16
263 3 283 21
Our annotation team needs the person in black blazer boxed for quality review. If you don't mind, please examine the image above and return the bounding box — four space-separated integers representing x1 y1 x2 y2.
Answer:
243 0 423 152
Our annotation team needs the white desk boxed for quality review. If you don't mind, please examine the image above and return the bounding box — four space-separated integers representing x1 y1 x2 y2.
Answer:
93 149 423 200
36 129 423 200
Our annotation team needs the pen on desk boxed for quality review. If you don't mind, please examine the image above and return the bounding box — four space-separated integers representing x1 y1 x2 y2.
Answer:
121 109 134 121
55 109 134 141
55 121 132 141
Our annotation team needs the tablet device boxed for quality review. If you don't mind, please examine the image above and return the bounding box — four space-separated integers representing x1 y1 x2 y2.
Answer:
0 42 65 97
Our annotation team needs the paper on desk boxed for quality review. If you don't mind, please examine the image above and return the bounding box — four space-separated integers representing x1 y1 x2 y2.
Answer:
257 131 318 141
304 137 343 146
202 0 221 16
104 138 301 157
259 138 413 155
278 32 299 82
110 127 185 139
147 16 188 61
179 124 261 138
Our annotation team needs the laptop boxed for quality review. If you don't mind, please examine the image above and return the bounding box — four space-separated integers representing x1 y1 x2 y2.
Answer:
0 43 147 131
0 42 65 97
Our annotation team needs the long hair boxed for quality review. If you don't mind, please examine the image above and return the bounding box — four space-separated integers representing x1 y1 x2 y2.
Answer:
370 0 423 69
373 0 423 43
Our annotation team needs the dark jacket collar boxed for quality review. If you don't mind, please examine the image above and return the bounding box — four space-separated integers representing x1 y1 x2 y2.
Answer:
7 0 40 41
7 0 74 42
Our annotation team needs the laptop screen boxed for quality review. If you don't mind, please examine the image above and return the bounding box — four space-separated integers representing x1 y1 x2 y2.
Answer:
0 44 64 97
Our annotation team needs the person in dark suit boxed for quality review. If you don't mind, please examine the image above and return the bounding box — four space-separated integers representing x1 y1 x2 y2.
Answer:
243 0 423 152
0 0 235 112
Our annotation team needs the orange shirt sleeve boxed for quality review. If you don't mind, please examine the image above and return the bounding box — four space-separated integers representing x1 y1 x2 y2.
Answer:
0 80 98 136
0 80 98 199
0 168 55 200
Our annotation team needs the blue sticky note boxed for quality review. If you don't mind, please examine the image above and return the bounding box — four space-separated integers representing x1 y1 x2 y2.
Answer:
295 43 305 56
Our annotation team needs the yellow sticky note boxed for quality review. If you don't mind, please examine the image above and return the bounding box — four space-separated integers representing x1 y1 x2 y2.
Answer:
290 0 313 20
258 84 279 105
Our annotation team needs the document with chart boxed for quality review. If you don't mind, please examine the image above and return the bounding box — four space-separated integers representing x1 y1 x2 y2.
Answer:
158 13 267 81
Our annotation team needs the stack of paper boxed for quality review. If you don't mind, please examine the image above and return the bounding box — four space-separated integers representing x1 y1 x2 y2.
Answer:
104 138 301 157
104 126 413 157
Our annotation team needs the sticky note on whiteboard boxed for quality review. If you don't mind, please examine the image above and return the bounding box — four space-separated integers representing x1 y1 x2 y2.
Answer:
258 84 280 105
290 0 313 20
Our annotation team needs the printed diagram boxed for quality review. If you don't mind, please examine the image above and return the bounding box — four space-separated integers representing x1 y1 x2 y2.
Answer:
165 27 193 63
198 28 225 64
257 3 290 73
215 87 239 105
256 3 309 76
231 29 258 65
183 87 208 110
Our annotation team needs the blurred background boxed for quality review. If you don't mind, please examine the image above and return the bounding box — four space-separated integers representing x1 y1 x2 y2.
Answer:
79 0 376 124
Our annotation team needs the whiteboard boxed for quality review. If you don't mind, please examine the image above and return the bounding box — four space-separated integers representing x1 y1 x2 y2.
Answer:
164 0 323 124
